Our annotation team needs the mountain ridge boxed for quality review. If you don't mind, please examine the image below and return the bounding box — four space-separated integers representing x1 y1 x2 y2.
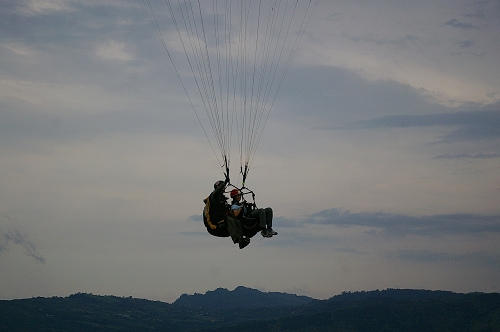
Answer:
1 287 499 331
172 285 314 309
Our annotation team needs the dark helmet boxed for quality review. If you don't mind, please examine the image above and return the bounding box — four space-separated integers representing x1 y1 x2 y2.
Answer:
214 180 225 189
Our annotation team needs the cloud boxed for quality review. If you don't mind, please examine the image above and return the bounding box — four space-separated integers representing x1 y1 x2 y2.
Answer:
16 0 74 17
273 216 303 228
188 215 202 222
304 208 500 237
95 41 134 62
330 109 500 143
1 229 46 264
458 40 474 49
0 214 46 264
444 18 478 30
348 34 421 49
1 43 38 57
393 249 500 268
433 152 500 160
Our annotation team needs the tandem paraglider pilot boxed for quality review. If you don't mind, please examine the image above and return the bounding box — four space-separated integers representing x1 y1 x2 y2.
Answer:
203 180 251 249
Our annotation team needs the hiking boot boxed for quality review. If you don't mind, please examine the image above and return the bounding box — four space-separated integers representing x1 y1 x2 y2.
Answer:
261 229 272 238
267 228 278 236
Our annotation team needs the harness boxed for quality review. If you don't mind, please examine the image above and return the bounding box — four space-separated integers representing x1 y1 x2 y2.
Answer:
203 196 225 230
203 194 230 237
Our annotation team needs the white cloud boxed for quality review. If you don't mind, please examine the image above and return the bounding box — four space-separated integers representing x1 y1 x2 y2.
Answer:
0 78 133 115
95 41 134 62
1 43 37 57
17 0 74 16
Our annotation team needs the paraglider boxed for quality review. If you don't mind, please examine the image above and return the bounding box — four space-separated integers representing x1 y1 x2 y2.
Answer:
203 180 251 249
203 180 264 248
139 0 317 246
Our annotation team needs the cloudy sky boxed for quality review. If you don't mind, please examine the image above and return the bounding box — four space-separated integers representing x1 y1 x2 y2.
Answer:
1 0 500 302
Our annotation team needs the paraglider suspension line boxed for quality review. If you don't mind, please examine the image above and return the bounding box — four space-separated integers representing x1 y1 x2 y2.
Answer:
223 155 230 184
241 163 249 188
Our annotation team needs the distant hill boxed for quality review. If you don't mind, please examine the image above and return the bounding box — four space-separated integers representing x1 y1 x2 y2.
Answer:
1 288 499 331
172 286 314 309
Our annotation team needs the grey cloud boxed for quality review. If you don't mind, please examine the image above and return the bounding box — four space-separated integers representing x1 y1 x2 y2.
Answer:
445 19 478 30
344 109 500 143
0 99 189 143
281 65 447 123
188 215 201 222
433 152 500 159
335 247 367 255
177 231 208 237
273 216 303 228
458 40 474 48
348 34 421 49
259 230 342 249
464 13 485 19
305 208 500 237
1 214 46 263
1 229 46 264
394 249 500 268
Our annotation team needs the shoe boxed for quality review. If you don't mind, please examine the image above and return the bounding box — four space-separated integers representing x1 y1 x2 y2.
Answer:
261 229 272 238
239 238 250 249
267 228 278 236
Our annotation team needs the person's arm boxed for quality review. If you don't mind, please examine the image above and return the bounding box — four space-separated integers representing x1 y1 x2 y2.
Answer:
231 203 243 217
210 182 226 203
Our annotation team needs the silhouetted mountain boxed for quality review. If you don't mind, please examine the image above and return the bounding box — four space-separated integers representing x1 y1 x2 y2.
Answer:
172 286 314 309
1 288 499 331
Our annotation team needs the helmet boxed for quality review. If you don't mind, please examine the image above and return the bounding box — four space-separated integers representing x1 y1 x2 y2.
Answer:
230 189 240 197
214 180 225 189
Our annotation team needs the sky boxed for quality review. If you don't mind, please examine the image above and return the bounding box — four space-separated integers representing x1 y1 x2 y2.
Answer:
1 0 500 302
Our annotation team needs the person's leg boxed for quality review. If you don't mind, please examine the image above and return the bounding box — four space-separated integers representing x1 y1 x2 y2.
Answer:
225 216 243 244
251 208 274 237
250 208 266 228
265 207 277 236
265 207 273 228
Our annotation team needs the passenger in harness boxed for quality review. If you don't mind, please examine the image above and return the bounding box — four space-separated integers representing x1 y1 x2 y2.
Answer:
230 189 277 238
203 180 250 249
